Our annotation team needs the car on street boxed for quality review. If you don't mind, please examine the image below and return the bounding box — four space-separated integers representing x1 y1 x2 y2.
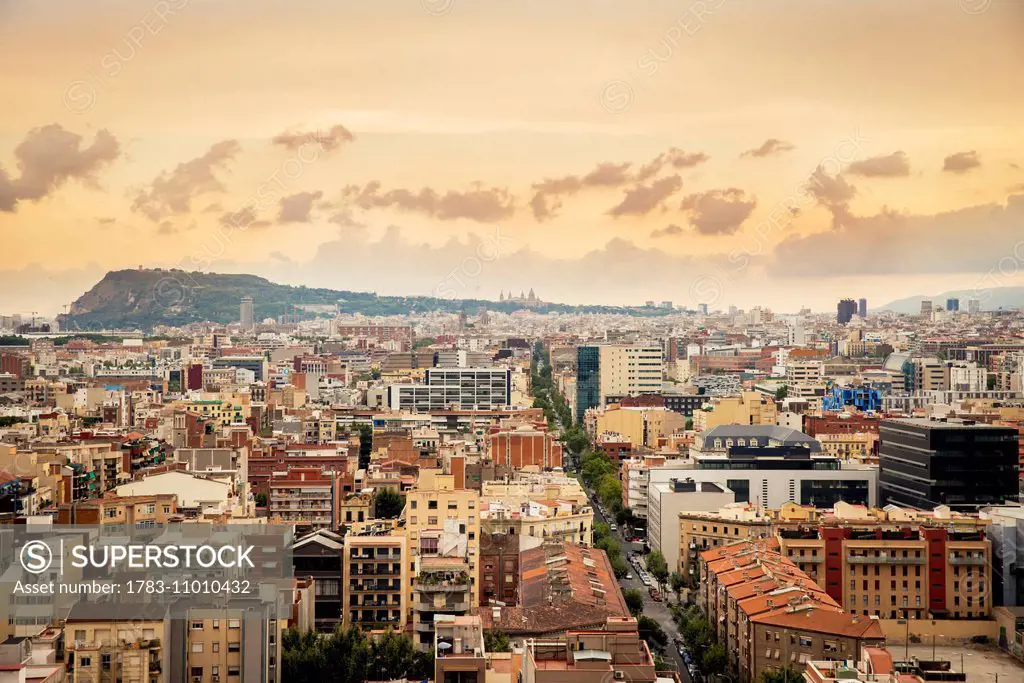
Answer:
641 576 652 586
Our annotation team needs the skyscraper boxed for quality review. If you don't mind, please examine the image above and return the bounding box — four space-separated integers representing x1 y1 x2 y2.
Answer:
836 299 857 325
946 298 960 312
239 296 254 330
857 298 867 318
920 300 933 316
967 298 981 314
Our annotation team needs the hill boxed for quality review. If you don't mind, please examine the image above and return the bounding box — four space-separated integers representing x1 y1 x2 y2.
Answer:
61 269 672 330
878 287 1024 314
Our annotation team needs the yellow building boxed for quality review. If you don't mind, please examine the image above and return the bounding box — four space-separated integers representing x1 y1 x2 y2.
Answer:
404 470 480 651
817 431 877 463
692 391 778 431
65 608 169 683
343 531 409 632
588 404 686 449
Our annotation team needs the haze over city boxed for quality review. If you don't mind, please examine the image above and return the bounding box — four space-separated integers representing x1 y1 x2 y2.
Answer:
2 0 1024 314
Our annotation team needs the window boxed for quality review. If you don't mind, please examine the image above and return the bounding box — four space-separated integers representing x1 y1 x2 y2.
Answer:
228 642 241 652
228 620 241 629
79 657 91 667
213 619 220 629
213 642 220 652
191 620 204 630
192 642 204 653
101 654 111 670
428 500 438 510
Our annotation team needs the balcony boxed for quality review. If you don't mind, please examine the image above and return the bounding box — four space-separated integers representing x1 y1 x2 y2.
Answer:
949 555 987 566
847 554 926 565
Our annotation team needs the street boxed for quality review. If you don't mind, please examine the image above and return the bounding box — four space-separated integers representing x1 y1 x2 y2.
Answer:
586 484 693 683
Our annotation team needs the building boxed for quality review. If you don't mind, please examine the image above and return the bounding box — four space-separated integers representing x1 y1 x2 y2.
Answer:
488 423 563 469
776 502 992 619
946 298 960 312
647 478 734 573
519 617 660 683
678 503 780 580
240 296 254 330
387 367 511 411
342 528 409 632
837 299 857 325
433 615 488 683
967 298 981 314
575 343 664 421
292 529 346 632
920 300 933 316
268 467 342 531
182 607 283 683
588 404 686 450
879 417 1019 511
480 495 593 547
692 392 778 432
858 298 868 318
901 358 949 393
65 605 169 683
980 505 1024 606
56 493 178 525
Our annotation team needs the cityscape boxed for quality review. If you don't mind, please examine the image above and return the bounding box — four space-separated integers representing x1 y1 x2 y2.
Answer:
2 1 1024 682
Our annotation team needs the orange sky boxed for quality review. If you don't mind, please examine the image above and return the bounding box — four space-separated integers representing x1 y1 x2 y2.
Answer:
2 0 1023 314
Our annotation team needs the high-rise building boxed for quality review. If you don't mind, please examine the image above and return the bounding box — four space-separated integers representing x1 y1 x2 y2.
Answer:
920 300 933 316
857 298 867 317
968 298 981 314
574 343 664 422
879 417 1019 511
836 299 857 325
386 367 511 411
946 298 960 312
239 296 254 330
698 303 709 315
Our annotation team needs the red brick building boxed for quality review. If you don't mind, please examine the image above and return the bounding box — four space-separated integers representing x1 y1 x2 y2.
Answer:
488 424 563 469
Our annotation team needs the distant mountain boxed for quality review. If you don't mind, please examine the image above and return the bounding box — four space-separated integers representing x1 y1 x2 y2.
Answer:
879 287 1024 314
61 269 674 331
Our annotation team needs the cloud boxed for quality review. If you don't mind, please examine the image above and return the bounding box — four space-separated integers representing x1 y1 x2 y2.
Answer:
273 124 354 152
0 125 120 212
770 195 1024 277
278 190 323 223
269 251 292 263
157 220 176 235
219 207 272 230
131 140 240 221
650 224 685 238
607 175 683 217
680 188 757 235
847 151 911 178
943 150 980 174
95 217 116 226
341 181 516 222
328 209 366 228
741 138 796 158
806 167 857 229
530 148 707 220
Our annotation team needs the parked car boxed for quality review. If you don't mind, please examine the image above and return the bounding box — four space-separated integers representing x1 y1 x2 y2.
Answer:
641 577 652 587
625 573 634 580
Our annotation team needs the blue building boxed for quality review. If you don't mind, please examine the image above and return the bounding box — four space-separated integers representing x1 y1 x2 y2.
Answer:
822 386 882 412
575 346 601 423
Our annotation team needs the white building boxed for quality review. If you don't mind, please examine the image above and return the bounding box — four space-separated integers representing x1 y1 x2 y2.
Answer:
647 479 734 573
387 367 511 411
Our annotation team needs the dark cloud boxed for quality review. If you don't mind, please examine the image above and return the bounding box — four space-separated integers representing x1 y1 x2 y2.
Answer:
0 125 120 212
740 138 796 158
806 167 857 229
770 195 1024 277
943 150 980 174
650 224 685 238
607 175 683 217
680 188 757 235
157 221 176 235
847 151 911 178
273 124 354 152
530 148 708 221
219 207 272 230
278 190 323 223
132 140 240 221
341 181 515 222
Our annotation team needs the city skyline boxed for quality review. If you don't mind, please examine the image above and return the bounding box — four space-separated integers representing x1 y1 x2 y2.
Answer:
2 0 1024 315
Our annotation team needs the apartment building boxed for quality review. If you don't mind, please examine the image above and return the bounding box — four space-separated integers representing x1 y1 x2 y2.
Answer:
405 472 481 650
776 503 993 620
65 605 169 683
699 539 884 683
586 404 686 450
342 530 409 632
480 496 592 547
677 503 778 580
268 467 342 531
292 529 345 633
519 617 660 683
692 392 778 432
56 493 178 525
433 615 488 683
184 608 284 683
414 554 473 652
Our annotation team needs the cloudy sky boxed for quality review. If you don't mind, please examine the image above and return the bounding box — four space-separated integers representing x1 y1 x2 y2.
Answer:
2 0 1023 315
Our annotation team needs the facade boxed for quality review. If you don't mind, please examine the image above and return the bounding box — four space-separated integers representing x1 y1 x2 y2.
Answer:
387 367 511 411
239 296 254 330
776 504 992 619
647 478 733 573
837 299 857 325
268 467 342 530
65 607 169 683
678 504 778 580
488 423 563 469
588 404 686 450
879 417 1019 511
519 617 658 683
342 530 409 632
574 343 664 421
292 529 345 633
692 392 778 432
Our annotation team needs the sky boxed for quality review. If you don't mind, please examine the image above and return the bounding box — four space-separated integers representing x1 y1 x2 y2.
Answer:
1 0 1024 315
